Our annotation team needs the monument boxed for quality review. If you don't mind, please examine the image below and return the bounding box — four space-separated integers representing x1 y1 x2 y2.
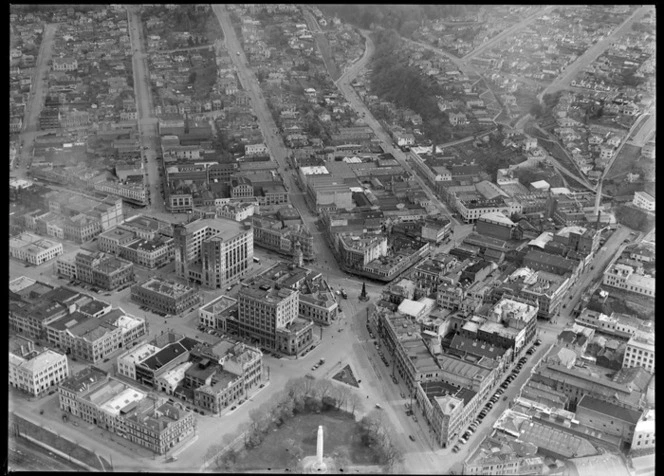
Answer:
301 425 336 473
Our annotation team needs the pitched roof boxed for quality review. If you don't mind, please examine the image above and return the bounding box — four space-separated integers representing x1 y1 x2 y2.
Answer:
576 395 642 424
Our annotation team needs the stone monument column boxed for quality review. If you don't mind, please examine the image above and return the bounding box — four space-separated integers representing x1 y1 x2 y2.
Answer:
316 425 324 466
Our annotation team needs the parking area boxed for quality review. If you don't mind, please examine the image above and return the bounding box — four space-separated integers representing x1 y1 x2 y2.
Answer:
451 338 543 453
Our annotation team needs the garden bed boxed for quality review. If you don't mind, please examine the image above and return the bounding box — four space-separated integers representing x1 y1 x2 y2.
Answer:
332 364 360 388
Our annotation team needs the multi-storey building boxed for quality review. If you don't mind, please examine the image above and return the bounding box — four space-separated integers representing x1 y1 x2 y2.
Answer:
190 340 263 413
131 277 201 315
421 216 452 244
476 298 538 355
475 212 516 240
335 233 388 268
58 369 195 455
492 267 570 320
9 283 84 341
632 191 655 212
622 334 655 373
45 309 146 363
93 181 148 206
9 336 69 397
173 217 253 289
455 197 512 223
575 395 643 445
603 263 655 298
251 213 315 261
630 409 655 453
117 343 160 381
235 278 314 355
9 232 64 265
63 214 103 243
198 295 237 331
74 250 135 291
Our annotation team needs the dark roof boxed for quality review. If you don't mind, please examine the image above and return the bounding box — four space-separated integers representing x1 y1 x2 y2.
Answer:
577 395 642 424
139 342 187 371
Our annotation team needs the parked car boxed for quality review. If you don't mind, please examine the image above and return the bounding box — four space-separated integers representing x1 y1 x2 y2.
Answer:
452 445 460 453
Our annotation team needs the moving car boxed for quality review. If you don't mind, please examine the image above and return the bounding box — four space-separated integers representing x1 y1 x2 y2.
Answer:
409 435 416 442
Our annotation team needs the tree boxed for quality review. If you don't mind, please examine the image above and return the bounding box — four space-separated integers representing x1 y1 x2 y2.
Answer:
205 444 222 467
347 392 362 416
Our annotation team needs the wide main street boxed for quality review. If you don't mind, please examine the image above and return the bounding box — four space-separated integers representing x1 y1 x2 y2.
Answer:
127 5 165 213
15 22 58 180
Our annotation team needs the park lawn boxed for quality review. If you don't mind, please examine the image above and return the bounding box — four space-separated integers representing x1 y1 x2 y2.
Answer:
235 409 377 471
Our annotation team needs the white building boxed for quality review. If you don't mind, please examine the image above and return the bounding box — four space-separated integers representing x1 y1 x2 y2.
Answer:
216 202 257 222
631 409 655 452
10 232 64 265
632 191 655 212
9 338 69 397
603 263 655 298
56 253 78 279
116 343 159 380
623 334 655 373
155 361 193 395
245 143 269 156
199 295 237 330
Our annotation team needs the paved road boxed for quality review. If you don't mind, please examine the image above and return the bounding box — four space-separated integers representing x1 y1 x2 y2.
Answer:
302 7 341 81
538 5 652 101
15 23 58 179
561 225 633 321
127 5 165 213
335 28 374 86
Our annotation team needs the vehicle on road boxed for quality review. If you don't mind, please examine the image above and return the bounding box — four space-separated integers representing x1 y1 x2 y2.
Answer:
452 445 460 453
237 52 240 55
409 435 416 442
375 403 382 409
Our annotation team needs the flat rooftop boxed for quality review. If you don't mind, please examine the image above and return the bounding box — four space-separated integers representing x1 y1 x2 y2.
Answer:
60 367 108 393
137 277 197 299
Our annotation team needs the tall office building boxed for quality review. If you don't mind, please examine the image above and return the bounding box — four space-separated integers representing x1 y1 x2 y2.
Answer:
236 278 313 355
173 217 253 289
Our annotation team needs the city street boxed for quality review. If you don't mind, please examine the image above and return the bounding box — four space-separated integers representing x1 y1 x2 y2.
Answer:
15 22 58 179
127 6 165 213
